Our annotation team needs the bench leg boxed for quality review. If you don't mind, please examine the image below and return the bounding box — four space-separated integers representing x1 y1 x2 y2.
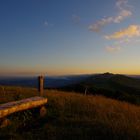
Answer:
0 118 11 128
40 106 47 117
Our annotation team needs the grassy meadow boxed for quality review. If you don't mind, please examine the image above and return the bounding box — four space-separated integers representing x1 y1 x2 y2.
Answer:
0 86 140 140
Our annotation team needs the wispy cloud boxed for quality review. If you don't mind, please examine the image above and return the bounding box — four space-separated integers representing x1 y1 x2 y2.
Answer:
89 0 132 32
72 15 81 24
116 38 130 44
88 0 136 53
44 20 54 28
116 0 132 10
89 17 113 32
105 25 140 39
113 9 132 23
44 21 49 27
105 45 121 53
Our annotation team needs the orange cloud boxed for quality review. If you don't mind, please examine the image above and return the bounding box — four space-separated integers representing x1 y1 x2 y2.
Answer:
105 25 140 39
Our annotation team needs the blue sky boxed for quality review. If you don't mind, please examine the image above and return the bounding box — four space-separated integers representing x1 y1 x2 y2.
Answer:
0 0 140 76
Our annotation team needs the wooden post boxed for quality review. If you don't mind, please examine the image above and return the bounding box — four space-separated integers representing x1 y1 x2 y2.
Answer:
40 106 47 117
85 87 87 95
38 76 44 96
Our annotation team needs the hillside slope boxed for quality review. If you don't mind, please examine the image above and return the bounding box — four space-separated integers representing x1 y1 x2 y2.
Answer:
60 73 140 105
83 73 140 89
0 86 140 140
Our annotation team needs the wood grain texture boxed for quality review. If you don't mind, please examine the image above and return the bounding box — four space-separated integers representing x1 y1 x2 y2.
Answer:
0 96 47 118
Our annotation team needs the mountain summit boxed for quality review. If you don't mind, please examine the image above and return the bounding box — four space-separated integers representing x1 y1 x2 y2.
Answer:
59 73 140 105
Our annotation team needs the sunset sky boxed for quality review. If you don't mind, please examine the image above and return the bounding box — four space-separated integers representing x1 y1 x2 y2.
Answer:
0 0 140 76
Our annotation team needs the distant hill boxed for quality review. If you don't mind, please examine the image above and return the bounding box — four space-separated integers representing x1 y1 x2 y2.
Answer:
0 75 91 88
82 73 140 90
1 73 140 104
59 73 140 105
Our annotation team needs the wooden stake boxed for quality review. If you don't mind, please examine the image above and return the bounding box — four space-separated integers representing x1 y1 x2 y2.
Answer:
38 76 44 96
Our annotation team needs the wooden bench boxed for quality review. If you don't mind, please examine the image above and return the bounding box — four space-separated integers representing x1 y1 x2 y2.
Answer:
0 96 48 127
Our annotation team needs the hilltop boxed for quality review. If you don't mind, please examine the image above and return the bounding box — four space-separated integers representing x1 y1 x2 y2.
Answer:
59 73 140 105
0 86 140 140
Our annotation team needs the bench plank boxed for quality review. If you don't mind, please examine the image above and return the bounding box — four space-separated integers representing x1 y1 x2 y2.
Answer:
0 96 47 118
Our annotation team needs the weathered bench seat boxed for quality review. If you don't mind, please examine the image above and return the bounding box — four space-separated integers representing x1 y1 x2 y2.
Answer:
0 96 48 119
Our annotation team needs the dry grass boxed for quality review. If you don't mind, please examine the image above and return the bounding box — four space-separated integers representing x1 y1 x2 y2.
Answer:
44 90 140 140
0 86 140 140
0 86 38 103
